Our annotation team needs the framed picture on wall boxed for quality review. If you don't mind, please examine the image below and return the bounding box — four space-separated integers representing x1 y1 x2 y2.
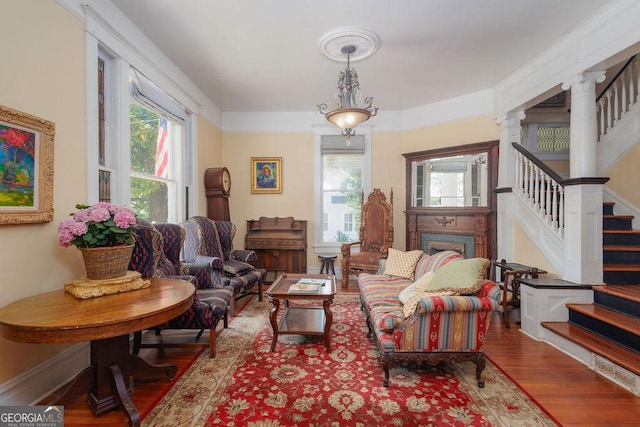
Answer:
251 157 282 194
0 105 55 224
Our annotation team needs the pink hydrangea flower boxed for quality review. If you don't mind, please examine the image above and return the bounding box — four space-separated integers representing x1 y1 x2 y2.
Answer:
57 202 137 248
88 207 110 223
114 210 136 229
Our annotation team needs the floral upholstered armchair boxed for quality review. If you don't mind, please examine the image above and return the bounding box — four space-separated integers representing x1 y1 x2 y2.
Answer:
128 219 232 358
181 216 266 315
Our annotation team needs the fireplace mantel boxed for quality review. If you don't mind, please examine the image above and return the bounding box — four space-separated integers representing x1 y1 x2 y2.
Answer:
403 141 498 260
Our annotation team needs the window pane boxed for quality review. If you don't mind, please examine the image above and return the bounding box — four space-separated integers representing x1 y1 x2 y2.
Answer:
322 154 362 243
130 176 169 222
130 105 169 176
129 102 181 222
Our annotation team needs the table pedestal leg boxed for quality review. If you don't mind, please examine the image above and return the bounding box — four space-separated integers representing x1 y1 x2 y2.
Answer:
53 334 178 427
52 366 94 406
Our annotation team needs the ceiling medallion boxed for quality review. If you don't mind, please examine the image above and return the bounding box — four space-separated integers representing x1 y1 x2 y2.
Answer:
319 28 380 63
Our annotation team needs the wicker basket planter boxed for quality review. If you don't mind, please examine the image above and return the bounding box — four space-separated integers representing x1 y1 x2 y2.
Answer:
79 244 135 280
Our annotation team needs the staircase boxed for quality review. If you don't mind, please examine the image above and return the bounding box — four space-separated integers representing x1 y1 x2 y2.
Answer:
540 202 640 395
603 201 640 284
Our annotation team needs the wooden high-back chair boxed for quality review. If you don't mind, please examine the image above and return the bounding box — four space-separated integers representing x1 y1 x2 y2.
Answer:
340 188 394 288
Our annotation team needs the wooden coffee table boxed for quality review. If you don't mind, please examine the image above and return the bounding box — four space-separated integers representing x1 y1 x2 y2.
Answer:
265 273 336 351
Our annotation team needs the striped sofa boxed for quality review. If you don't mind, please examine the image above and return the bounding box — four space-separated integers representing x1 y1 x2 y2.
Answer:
358 250 501 387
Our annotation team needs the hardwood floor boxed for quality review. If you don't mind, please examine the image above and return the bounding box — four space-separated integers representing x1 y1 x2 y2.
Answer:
40 281 640 426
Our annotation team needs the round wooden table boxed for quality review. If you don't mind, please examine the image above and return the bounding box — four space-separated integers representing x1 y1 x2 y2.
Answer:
0 277 194 427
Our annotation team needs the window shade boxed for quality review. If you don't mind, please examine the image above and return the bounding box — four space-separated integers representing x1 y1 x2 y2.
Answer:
321 135 365 154
130 69 186 123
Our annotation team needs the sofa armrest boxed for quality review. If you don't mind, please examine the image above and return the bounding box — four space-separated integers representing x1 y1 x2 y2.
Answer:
415 293 500 315
390 281 500 351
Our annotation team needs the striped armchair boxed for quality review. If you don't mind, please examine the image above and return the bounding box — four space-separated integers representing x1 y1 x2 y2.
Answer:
358 250 501 387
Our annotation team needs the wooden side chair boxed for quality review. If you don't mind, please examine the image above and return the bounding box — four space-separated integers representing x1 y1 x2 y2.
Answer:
341 188 394 288
489 259 543 328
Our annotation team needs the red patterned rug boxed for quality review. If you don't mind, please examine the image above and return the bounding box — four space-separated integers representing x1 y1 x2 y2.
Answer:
142 294 557 426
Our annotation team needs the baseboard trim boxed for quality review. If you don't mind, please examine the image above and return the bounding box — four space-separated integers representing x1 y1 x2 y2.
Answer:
0 342 89 405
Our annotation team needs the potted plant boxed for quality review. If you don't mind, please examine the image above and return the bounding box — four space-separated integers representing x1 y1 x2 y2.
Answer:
58 202 137 280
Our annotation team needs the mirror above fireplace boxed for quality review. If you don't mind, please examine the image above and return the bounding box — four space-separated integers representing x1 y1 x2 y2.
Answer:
402 140 499 260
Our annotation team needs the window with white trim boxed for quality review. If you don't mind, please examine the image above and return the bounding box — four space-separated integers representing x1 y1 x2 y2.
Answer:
92 47 194 223
315 134 370 252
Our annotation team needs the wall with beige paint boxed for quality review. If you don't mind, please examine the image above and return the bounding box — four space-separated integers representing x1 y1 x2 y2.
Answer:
223 117 499 271
195 117 224 216
512 223 559 278
0 1 87 383
605 142 640 207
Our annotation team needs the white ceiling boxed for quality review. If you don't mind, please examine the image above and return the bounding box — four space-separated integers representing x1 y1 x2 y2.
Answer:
110 0 612 113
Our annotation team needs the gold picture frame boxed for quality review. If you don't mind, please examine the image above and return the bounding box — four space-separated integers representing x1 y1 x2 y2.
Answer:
251 157 282 194
0 105 55 224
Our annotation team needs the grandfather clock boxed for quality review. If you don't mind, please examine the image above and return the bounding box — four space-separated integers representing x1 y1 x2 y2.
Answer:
204 167 231 221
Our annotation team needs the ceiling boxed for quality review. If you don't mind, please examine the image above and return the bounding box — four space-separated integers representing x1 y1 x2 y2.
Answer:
110 0 612 114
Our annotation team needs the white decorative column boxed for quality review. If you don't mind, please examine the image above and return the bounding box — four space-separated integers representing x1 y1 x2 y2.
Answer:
560 71 607 284
561 71 605 178
495 110 525 262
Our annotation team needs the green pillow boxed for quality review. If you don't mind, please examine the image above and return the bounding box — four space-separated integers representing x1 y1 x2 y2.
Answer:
424 258 489 295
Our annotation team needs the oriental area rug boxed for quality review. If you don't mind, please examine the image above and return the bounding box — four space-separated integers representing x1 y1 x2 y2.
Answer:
142 294 558 427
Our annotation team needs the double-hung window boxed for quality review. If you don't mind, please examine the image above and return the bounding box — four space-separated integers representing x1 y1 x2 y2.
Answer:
129 69 189 222
314 133 371 254
90 30 195 223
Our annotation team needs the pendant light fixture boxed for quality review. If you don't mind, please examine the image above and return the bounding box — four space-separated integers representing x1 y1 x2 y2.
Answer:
317 29 380 142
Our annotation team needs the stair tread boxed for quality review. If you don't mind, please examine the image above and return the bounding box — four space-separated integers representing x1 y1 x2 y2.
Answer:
603 245 640 251
604 214 634 219
567 303 640 334
604 263 640 272
603 230 640 234
542 321 640 375
594 285 640 304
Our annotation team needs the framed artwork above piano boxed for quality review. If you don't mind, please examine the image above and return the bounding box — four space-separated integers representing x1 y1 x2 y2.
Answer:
402 140 498 260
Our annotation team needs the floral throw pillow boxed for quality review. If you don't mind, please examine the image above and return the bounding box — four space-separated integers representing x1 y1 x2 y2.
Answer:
383 248 424 279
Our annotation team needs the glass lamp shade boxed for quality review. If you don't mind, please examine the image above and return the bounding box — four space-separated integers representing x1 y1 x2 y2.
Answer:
325 108 371 130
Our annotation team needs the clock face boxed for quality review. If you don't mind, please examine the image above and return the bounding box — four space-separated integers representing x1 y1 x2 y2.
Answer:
222 168 231 194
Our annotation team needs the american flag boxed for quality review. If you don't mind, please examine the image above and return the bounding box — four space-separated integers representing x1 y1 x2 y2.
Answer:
155 118 169 178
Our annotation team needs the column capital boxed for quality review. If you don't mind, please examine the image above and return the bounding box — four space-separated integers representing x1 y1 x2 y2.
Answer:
561 71 606 92
496 110 526 127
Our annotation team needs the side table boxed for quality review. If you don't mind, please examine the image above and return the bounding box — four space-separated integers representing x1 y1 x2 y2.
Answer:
0 278 194 427
318 255 337 275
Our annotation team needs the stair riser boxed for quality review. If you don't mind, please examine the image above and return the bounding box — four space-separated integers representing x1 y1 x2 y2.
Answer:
603 205 615 216
595 292 640 319
604 251 640 264
604 234 640 245
604 218 633 230
569 310 640 353
604 271 640 285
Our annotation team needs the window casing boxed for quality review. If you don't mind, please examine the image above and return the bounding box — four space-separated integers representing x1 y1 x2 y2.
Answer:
87 29 195 223
314 131 371 254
